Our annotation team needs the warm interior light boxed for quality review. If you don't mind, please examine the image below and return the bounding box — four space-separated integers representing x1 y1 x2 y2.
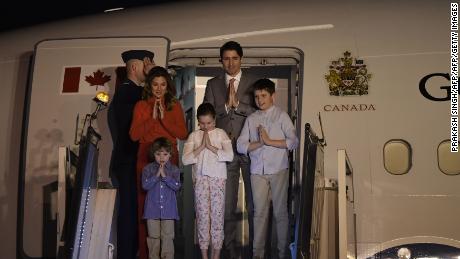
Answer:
397 247 411 259
94 91 109 105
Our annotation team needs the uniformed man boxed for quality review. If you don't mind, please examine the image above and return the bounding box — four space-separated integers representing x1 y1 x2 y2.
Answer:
108 50 155 259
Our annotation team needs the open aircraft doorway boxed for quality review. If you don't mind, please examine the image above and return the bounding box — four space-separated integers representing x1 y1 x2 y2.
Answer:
169 46 304 258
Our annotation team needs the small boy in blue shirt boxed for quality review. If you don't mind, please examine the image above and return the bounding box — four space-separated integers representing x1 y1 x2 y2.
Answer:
142 137 181 259
237 78 299 259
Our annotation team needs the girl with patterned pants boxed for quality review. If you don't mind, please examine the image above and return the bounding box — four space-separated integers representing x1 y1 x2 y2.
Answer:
182 103 234 259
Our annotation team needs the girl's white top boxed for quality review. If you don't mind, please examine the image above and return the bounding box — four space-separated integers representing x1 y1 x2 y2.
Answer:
182 128 234 179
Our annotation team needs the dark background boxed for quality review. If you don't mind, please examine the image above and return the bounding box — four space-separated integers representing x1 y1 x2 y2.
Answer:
1 0 176 32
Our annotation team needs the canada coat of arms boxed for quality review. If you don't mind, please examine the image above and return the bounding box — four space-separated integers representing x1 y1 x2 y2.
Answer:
325 51 372 96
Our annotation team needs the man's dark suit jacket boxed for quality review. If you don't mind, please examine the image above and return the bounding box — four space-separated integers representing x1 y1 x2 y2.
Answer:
203 72 258 141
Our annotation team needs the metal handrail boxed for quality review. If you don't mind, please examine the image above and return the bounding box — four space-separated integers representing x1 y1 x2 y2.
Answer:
294 123 325 259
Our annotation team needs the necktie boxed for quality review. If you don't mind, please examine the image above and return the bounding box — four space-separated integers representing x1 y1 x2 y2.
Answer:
229 78 236 88
229 78 236 91
227 78 236 139
228 78 236 104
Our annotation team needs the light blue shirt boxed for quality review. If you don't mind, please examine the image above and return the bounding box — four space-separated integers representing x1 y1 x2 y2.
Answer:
237 105 298 175
142 161 181 220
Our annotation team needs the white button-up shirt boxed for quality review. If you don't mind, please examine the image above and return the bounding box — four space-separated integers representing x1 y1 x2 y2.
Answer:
182 128 234 179
225 70 242 93
237 105 299 175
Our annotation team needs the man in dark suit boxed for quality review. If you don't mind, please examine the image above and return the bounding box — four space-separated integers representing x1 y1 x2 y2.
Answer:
203 41 258 259
108 50 155 259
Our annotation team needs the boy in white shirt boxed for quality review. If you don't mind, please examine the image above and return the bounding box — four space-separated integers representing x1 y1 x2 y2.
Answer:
237 78 299 259
182 103 234 259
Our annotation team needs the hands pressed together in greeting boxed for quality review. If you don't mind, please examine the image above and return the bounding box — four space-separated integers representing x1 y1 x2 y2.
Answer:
156 162 167 178
257 125 271 146
193 130 218 157
152 98 165 120
247 125 277 152
226 80 239 109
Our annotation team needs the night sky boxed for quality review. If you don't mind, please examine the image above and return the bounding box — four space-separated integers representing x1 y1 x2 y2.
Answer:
1 0 175 32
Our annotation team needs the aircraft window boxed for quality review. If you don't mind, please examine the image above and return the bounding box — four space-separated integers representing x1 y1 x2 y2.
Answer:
438 140 460 175
383 140 412 175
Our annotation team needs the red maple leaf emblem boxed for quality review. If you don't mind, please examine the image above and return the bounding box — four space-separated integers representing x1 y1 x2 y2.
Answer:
85 70 111 86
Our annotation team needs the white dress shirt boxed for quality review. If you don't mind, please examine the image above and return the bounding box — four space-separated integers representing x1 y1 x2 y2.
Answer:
182 128 234 179
225 70 242 92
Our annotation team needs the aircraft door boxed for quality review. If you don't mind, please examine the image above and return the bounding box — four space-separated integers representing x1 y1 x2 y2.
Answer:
19 37 170 258
169 46 303 258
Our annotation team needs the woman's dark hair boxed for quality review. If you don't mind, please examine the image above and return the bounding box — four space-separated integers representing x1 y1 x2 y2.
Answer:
148 137 173 162
143 66 176 110
197 102 216 119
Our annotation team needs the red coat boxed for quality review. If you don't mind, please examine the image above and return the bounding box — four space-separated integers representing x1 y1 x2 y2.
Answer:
129 97 187 259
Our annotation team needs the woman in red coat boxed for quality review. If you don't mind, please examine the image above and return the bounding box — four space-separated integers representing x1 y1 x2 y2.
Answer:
130 66 188 259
